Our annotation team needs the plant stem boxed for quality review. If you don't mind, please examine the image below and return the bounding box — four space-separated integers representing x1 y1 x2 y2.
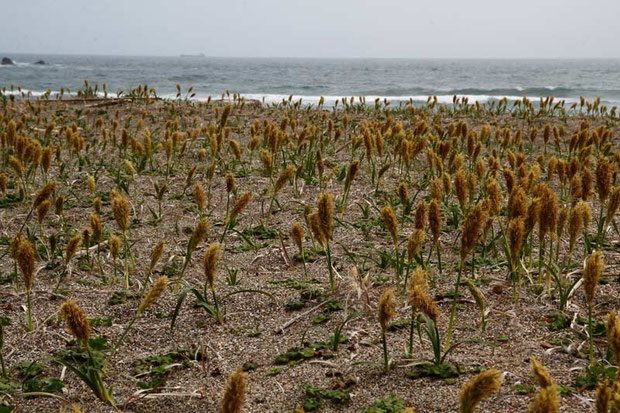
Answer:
26 289 33 332
211 287 223 324
588 302 594 366
407 310 415 358
325 241 335 293
381 329 389 373
445 259 463 350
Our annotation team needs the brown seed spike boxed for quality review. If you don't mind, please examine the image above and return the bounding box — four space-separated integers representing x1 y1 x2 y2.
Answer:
138 276 168 314
460 203 488 260
17 239 36 292
65 234 82 265
59 299 91 347
377 288 396 331
607 310 620 366
583 250 604 305
381 205 399 249
458 369 503 413
274 165 295 194
33 181 57 209
428 199 442 242
190 218 209 251
203 243 222 289
221 369 248 413
317 192 334 241
149 241 165 272
291 222 304 251
596 157 612 202
230 192 253 222
111 192 130 231
530 356 554 388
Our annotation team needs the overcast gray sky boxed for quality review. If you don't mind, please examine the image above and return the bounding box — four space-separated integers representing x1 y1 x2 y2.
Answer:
2 0 619 58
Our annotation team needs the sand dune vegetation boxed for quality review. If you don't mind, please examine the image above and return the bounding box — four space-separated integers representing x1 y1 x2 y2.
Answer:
0 86 619 411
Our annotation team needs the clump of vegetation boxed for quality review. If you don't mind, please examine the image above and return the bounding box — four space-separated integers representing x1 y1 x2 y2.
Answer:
0 87 619 411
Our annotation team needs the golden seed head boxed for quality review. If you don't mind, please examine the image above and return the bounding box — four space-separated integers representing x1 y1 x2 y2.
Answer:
221 369 248 413
381 205 399 249
275 165 295 194
606 186 620 226
460 203 488 260
529 385 559 413
59 299 90 346
191 218 209 251
229 139 242 160
17 239 36 291
459 369 503 413
583 250 604 304
557 207 569 239
230 191 253 222
90 213 103 241
378 288 396 331
413 200 427 231
149 241 165 272
539 187 558 238
37 199 51 225
568 202 585 247
454 169 468 208
530 356 554 388
260 149 273 173
87 175 96 194
607 310 620 366
9 155 23 178
65 234 82 265
203 243 222 288
407 268 439 322
193 182 206 212
110 235 122 259
525 197 541 231
33 181 57 209
10 233 24 261
508 218 525 266
138 276 168 314
93 197 102 213
309 212 325 247
508 186 527 219
595 381 611 413
225 173 235 193
291 222 304 250
429 177 444 201
407 229 425 263
485 178 502 216
0 173 6 194
111 192 130 231
596 157 612 202
466 279 486 316
397 182 409 206
41 146 52 172
317 192 334 241
346 160 361 186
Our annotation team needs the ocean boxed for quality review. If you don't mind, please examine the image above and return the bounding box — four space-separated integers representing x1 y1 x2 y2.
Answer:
1 54 620 106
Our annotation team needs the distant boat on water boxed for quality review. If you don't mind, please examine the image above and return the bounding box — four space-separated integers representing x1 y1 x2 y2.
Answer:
180 53 206 58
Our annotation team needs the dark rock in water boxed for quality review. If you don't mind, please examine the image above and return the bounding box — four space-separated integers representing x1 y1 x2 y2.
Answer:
33 60 46 65
1 57 15 65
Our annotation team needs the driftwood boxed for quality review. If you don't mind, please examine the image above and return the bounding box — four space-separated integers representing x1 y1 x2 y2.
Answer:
275 299 332 334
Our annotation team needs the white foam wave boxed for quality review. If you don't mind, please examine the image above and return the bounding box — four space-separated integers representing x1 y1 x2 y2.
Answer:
0 89 596 106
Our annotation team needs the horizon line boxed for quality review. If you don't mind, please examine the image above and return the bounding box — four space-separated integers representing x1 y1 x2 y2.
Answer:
2 51 620 60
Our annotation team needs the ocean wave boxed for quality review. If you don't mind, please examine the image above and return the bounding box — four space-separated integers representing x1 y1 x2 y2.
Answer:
236 93 585 105
4 89 618 106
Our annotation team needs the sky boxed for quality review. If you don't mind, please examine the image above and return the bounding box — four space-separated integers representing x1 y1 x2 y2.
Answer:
2 0 620 58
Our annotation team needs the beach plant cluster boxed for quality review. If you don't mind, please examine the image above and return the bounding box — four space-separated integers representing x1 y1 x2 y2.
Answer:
0 84 619 411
